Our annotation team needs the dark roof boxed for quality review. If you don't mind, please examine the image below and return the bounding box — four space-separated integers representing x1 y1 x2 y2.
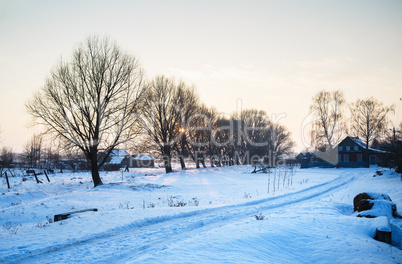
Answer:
337 136 385 153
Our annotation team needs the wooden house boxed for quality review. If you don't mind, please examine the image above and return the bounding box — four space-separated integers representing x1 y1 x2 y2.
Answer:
336 136 384 167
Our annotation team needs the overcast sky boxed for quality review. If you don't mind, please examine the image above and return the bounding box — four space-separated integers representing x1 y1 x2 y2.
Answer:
1 0 401 153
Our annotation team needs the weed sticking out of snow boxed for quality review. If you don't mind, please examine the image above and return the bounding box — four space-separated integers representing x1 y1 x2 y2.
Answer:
2 221 21 235
243 192 252 199
167 196 187 207
253 213 265 220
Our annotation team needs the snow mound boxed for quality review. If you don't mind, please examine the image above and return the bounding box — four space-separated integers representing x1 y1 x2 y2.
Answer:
354 192 398 218
358 200 396 219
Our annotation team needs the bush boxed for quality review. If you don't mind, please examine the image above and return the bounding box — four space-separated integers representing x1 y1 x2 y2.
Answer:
254 213 265 220
3 222 21 235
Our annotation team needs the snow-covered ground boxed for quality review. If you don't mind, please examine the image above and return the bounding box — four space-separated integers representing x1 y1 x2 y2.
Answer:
1 165 401 263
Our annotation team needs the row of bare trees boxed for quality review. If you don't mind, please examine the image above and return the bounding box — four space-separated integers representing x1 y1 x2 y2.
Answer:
0 133 62 170
0 127 14 169
140 76 294 172
310 90 396 167
25 36 295 187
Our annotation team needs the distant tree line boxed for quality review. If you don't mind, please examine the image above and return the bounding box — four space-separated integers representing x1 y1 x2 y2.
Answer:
141 76 294 173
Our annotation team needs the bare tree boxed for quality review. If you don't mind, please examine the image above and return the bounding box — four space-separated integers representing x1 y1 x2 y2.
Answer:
241 109 270 162
210 115 233 167
174 84 199 170
43 142 61 170
0 146 14 168
23 134 43 168
350 97 395 167
310 90 345 151
187 104 217 168
26 36 145 186
142 75 199 173
268 123 295 165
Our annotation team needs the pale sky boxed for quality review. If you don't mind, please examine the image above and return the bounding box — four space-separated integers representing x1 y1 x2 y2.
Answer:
1 0 401 153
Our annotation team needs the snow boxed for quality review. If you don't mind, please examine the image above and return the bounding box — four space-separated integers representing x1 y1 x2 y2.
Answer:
0 166 401 263
108 156 125 164
355 192 397 219
350 137 387 153
111 149 130 157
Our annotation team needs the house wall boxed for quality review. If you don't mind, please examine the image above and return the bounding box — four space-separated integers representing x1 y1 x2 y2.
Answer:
336 137 381 167
338 152 365 162
300 162 334 168
338 161 367 168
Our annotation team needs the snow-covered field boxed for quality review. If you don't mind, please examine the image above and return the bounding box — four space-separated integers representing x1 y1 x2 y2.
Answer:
1 165 401 263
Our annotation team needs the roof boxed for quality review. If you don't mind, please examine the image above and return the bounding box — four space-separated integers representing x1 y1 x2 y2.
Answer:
296 152 320 161
111 149 130 157
109 156 125 164
349 137 367 149
340 136 386 153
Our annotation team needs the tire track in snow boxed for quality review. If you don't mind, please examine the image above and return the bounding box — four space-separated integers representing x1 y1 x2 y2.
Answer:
4 172 354 263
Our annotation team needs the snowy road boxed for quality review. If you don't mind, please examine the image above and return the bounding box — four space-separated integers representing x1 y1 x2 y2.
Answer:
6 171 355 263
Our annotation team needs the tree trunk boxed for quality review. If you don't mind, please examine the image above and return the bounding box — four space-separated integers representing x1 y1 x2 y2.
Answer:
164 159 173 173
210 156 215 167
179 156 186 170
163 146 173 173
90 155 103 187
365 136 370 168
366 146 370 168
195 150 207 168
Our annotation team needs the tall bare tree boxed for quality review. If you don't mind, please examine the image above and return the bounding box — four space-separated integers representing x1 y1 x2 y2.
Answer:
174 84 199 170
26 36 145 186
241 109 270 162
310 90 345 151
142 75 199 173
187 104 217 168
23 134 43 168
267 123 295 165
350 97 395 167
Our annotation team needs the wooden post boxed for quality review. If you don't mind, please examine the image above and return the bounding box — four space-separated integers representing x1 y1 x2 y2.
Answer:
5 172 10 189
33 171 42 184
44 170 50 182
54 208 98 222
7 169 14 177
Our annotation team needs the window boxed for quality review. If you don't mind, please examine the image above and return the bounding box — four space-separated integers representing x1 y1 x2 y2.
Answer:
370 155 376 165
346 146 350 152
354 146 359 151
338 154 342 162
357 154 362 162
339 146 343 151
344 154 349 162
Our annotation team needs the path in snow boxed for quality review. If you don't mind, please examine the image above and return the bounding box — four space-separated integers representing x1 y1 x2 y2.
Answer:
5 171 355 263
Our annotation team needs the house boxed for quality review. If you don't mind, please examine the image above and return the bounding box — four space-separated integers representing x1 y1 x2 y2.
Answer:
297 151 334 168
296 152 321 163
102 149 130 171
108 149 130 164
298 136 385 169
336 136 384 167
